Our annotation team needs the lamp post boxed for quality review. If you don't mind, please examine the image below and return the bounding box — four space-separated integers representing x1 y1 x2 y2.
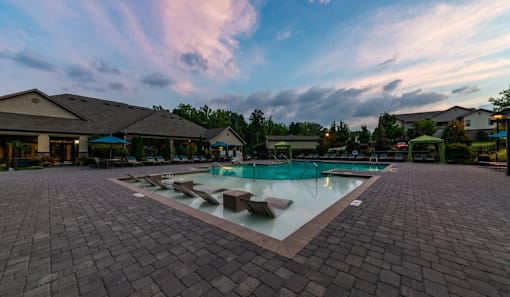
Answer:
506 116 510 176
492 113 503 151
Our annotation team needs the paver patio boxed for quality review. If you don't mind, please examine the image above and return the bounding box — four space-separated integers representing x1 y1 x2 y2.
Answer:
0 162 509 297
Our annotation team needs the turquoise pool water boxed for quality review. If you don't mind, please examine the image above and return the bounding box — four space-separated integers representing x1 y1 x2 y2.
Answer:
210 161 387 180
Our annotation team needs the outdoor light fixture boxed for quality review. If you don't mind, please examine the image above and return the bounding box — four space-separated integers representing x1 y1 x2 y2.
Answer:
492 112 504 151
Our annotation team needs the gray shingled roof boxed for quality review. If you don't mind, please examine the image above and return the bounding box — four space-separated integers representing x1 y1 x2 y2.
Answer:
396 111 442 123
51 94 153 134
431 106 474 123
0 112 91 134
266 135 320 141
122 111 207 139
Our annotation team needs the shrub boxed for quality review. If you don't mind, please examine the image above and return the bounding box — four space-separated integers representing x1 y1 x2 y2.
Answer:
446 143 473 163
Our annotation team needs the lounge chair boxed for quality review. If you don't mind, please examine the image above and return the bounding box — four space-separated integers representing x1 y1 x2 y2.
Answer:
146 176 172 190
370 153 378 162
246 197 293 218
127 156 143 166
424 153 435 162
127 174 144 182
192 155 200 163
154 156 170 164
144 156 161 165
355 154 365 160
173 182 197 197
394 153 404 161
413 154 424 161
143 175 161 187
379 153 388 161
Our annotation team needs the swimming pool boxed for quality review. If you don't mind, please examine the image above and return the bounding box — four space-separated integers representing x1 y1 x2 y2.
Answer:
125 171 367 240
211 160 387 179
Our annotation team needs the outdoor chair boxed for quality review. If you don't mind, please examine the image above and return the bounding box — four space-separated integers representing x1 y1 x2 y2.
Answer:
193 186 229 205
413 154 424 161
394 153 404 161
173 182 197 197
145 176 173 190
245 197 293 218
127 156 143 166
144 156 161 165
379 153 388 161
424 153 435 162
154 156 170 164
127 174 144 182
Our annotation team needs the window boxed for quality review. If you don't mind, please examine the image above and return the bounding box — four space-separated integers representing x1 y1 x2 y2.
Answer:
465 119 471 127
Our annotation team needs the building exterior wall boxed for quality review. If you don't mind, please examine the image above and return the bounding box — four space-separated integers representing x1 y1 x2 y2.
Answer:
0 93 78 119
37 134 50 154
210 130 244 147
463 111 494 131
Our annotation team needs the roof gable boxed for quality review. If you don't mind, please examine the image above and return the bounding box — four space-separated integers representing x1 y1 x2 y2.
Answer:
206 127 246 145
0 89 81 120
431 106 474 123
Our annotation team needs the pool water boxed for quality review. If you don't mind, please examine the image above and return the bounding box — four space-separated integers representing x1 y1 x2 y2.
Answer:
211 161 387 180
130 172 366 240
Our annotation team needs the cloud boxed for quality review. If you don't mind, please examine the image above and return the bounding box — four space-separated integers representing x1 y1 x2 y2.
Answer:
140 72 174 88
354 89 448 117
377 57 396 67
108 82 125 90
308 0 331 5
0 49 55 71
93 59 120 74
179 50 208 73
276 28 292 40
451 85 480 94
383 79 402 92
66 64 95 82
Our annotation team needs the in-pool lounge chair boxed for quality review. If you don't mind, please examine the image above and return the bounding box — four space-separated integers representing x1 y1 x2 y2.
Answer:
146 176 173 190
192 186 230 205
246 197 293 218
127 174 144 182
173 182 197 197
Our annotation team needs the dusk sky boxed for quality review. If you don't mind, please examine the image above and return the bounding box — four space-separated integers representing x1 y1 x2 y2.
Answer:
1 0 510 129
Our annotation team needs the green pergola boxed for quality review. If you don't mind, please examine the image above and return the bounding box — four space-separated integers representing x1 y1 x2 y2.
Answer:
408 135 445 163
274 141 292 159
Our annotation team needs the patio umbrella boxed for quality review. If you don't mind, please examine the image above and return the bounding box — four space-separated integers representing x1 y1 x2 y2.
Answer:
211 141 228 147
489 131 507 138
89 135 130 158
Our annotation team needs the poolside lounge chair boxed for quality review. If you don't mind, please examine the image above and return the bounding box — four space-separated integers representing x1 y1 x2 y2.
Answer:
246 197 293 218
394 153 404 161
144 156 161 165
127 156 143 166
413 154 424 161
155 156 170 164
379 153 388 161
424 153 435 162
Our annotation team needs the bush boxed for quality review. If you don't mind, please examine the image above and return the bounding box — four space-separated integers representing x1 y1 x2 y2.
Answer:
446 143 473 163
90 144 128 158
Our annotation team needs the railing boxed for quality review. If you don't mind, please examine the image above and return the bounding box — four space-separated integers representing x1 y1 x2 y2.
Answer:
211 162 222 177
299 162 319 182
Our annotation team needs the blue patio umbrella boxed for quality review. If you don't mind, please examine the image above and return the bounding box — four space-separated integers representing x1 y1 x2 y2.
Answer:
210 141 228 147
89 135 130 144
489 131 507 138
90 135 130 158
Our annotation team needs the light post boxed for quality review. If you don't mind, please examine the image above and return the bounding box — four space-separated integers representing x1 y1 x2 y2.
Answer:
506 116 510 176
492 113 503 151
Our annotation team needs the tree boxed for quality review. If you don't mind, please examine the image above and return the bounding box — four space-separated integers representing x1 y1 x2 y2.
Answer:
489 84 510 112
442 120 469 144
359 125 371 144
414 119 437 137
373 113 404 149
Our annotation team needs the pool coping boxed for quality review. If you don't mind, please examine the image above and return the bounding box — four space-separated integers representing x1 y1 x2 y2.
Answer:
111 170 380 258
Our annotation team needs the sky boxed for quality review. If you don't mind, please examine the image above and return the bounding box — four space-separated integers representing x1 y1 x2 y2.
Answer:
1 0 510 129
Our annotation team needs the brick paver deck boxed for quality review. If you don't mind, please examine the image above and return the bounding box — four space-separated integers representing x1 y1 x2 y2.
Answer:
0 162 509 296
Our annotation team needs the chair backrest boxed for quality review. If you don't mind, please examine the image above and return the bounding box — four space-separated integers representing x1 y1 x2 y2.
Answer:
246 200 276 218
194 190 221 205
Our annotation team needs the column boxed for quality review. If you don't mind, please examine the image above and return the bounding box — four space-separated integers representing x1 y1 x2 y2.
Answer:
37 134 50 157
170 139 174 157
79 135 88 157
506 119 509 176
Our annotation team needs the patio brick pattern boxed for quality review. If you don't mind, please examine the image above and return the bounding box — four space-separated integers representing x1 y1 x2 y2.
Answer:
0 162 509 296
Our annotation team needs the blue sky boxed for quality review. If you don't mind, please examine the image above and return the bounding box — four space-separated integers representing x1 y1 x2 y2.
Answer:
1 0 510 129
